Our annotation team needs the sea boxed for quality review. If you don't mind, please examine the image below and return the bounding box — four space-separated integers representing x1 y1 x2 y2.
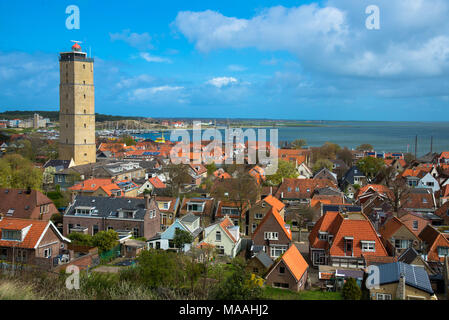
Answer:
135 121 449 157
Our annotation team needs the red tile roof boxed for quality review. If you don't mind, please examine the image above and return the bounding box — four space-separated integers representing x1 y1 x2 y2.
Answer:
0 218 53 249
149 176 166 189
279 245 308 282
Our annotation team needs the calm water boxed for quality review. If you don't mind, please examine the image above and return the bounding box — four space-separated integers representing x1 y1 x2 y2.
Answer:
137 121 449 157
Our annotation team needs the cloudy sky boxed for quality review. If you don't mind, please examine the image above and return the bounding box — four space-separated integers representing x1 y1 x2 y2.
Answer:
1 0 448 120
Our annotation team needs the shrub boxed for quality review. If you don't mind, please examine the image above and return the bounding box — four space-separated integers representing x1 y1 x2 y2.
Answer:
342 278 362 300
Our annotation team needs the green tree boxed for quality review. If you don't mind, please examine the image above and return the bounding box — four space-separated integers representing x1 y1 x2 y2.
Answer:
211 257 263 300
173 228 193 249
356 144 374 152
342 277 362 300
312 158 333 173
120 134 136 146
205 162 217 176
356 157 385 180
0 154 43 190
266 159 298 185
311 142 341 163
68 232 93 247
337 147 354 167
135 249 183 289
167 164 192 196
291 139 307 149
404 153 415 165
91 230 119 252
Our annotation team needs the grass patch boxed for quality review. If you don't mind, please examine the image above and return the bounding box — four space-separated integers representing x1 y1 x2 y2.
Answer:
263 286 343 300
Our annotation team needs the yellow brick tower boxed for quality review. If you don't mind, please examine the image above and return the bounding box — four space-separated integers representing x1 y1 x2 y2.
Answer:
58 42 96 165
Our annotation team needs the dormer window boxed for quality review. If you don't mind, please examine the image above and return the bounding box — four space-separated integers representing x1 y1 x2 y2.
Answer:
6 209 14 216
187 202 204 212
318 231 328 241
75 207 94 215
2 229 21 241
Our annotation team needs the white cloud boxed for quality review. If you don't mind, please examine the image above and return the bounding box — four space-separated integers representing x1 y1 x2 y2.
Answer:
131 85 184 101
207 76 238 88
140 52 172 63
174 1 449 79
110 29 153 50
228 64 246 71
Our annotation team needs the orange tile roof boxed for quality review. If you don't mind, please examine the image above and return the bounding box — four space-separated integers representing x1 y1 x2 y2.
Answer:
309 211 388 258
280 245 308 282
402 168 426 178
356 184 393 200
220 217 238 243
379 217 415 240
311 195 344 208
0 218 50 249
149 176 166 189
69 178 114 192
263 194 285 212
439 151 449 159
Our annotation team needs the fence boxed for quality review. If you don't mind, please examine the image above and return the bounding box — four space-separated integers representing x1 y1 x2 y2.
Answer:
99 244 121 263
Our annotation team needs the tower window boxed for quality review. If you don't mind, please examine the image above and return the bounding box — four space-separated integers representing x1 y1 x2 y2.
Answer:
84 94 86 99
84 123 86 128
84 109 86 114
83 81 85 84
66 123 68 128
84 153 87 156
66 139 68 144
84 139 86 144
83 64 85 69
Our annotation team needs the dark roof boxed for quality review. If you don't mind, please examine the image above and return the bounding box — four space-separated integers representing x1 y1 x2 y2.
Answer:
254 250 274 269
397 247 420 264
322 204 361 215
377 262 434 294
65 195 149 220
342 166 365 185
44 159 71 170
335 269 364 279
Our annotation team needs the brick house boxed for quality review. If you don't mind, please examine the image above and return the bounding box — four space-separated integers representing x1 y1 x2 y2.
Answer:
265 244 309 291
309 211 388 268
275 178 336 205
246 195 285 237
0 217 70 268
379 216 422 256
252 207 292 259
63 194 160 240
179 197 215 227
0 188 59 221
155 196 180 231
419 224 449 263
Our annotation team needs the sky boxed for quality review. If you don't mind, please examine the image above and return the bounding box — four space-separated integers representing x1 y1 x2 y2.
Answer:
0 0 448 121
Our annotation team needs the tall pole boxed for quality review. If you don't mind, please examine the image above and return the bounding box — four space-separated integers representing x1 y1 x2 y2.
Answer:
415 135 418 159
430 136 433 154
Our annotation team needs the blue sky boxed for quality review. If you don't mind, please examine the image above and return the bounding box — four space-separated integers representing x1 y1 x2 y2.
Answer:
1 0 448 120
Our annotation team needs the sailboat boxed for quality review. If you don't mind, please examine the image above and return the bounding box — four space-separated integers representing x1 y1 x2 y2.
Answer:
155 131 166 143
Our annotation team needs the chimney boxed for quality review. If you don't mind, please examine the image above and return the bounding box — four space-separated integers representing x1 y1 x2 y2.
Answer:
26 186 31 194
71 192 76 204
144 193 151 210
396 272 406 300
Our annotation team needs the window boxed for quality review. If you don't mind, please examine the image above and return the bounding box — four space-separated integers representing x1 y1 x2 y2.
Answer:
345 239 353 255
295 187 299 192
413 220 418 230
252 223 257 232
216 231 221 241
273 282 289 289
279 266 285 274
361 241 375 252
216 245 225 255
287 187 292 192
84 139 86 144
255 213 263 219
83 64 85 69
253 267 259 273
133 227 139 237
394 239 411 249
2 230 21 241
43 248 52 258
377 293 392 300
438 246 449 257
0 248 7 259
270 245 287 258
318 232 328 241
264 232 278 240
84 123 86 128
84 109 86 114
